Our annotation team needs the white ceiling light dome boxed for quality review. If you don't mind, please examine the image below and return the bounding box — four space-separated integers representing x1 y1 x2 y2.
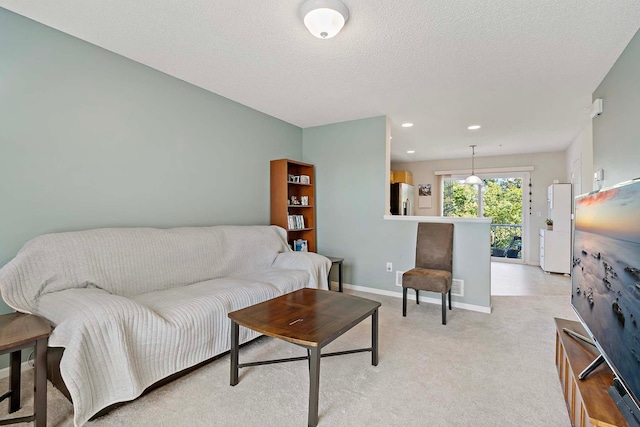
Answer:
300 0 349 39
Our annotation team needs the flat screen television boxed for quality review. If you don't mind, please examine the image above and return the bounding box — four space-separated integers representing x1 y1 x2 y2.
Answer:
571 178 640 425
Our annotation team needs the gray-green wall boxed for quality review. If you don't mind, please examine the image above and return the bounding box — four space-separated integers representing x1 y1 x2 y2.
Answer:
593 28 640 186
302 117 392 285
0 9 302 309
302 117 491 309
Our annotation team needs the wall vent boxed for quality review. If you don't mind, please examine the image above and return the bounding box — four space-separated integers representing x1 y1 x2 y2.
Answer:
452 279 464 297
396 271 404 287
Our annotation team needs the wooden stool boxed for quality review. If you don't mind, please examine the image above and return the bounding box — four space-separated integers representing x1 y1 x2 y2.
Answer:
0 313 51 427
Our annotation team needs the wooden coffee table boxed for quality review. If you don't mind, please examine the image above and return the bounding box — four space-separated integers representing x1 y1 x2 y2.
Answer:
228 288 381 427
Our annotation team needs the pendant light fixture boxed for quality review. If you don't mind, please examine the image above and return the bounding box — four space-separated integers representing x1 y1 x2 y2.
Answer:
464 145 483 185
300 0 349 39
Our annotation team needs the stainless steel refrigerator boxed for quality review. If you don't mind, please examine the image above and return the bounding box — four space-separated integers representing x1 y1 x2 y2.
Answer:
390 183 414 215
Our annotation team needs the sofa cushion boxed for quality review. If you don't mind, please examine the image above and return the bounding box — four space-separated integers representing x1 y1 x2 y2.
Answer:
39 283 272 427
231 268 310 295
131 278 282 318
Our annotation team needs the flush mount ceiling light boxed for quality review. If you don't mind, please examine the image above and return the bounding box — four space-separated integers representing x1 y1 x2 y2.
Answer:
464 145 483 186
467 125 481 130
300 0 349 39
401 123 414 128
407 150 415 154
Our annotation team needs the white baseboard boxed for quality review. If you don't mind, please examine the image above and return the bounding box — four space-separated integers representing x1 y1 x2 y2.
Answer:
0 361 33 379
333 281 492 314
492 259 540 267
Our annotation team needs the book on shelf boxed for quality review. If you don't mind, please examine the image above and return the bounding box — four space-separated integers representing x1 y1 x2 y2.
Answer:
294 239 308 251
287 214 305 230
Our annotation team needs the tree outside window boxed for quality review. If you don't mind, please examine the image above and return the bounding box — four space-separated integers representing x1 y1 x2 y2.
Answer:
442 177 523 256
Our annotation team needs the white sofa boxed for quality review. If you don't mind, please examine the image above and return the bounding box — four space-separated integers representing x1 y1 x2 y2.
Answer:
0 225 330 426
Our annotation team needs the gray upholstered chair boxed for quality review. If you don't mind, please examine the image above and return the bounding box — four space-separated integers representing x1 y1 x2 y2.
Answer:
402 222 454 324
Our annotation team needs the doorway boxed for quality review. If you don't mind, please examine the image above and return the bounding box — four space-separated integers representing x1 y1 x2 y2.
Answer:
483 173 526 263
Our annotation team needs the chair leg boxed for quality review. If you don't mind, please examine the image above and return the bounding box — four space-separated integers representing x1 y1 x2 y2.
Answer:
415 289 419 304
402 287 407 317
441 293 447 325
449 289 452 310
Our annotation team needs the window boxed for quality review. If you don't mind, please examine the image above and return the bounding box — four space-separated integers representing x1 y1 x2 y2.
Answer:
441 176 480 218
441 172 527 261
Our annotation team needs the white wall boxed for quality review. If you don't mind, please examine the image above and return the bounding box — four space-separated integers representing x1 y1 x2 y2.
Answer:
392 151 567 265
565 123 594 198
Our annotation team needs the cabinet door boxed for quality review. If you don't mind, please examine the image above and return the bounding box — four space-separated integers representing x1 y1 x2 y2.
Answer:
544 231 570 274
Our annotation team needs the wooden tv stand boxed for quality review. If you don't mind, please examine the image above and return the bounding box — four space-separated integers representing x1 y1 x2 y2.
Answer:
555 318 628 427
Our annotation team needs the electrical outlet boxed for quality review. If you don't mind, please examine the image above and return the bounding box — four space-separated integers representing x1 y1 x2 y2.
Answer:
386 262 392 272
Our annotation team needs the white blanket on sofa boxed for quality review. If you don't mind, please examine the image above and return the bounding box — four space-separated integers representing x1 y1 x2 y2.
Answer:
0 225 330 426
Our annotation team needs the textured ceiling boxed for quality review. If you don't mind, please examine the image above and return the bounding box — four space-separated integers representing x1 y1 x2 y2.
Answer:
2 1 640 161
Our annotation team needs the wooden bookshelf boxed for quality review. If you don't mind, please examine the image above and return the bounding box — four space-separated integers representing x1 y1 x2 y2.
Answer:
270 159 316 252
554 318 628 427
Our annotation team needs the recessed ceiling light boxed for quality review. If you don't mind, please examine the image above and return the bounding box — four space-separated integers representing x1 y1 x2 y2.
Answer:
402 123 414 128
467 125 481 130
390 136 393 140
407 150 415 154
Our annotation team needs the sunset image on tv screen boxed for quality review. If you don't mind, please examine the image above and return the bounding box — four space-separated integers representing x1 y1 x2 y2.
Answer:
572 180 640 405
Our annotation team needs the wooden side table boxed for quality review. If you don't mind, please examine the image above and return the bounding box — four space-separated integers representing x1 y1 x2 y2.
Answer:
325 256 344 292
0 312 51 427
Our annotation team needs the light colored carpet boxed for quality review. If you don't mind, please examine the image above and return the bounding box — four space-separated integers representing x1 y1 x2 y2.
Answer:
491 262 571 296
0 290 577 427
0 286 575 427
